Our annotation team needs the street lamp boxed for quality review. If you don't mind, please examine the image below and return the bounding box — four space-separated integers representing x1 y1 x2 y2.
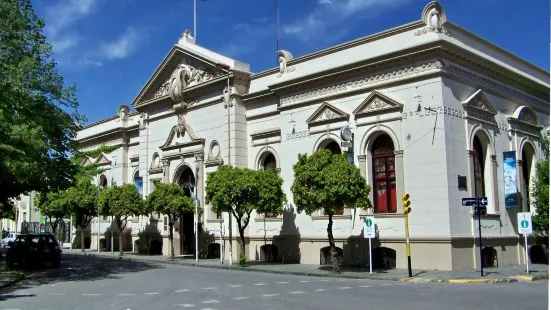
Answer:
97 183 101 254
215 62 232 266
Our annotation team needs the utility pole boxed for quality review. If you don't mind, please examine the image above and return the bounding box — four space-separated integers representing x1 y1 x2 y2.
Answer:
402 193 412 278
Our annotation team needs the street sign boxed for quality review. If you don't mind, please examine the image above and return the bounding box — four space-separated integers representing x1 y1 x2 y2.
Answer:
478 197 488 206
462 198 477 206
474 206 487 216
517 212 533 235
363 216 376 239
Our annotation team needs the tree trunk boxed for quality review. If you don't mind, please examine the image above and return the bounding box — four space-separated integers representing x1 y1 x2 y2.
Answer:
118 227 123 256
80 226 85 253
327 212 339 272
239 228 246 257
168 223 175 260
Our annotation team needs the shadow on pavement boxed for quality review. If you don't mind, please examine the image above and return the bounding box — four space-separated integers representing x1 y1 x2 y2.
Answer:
0 253 160 301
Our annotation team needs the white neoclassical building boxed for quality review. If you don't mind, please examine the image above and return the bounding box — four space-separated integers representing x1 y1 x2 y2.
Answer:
76 2 549 270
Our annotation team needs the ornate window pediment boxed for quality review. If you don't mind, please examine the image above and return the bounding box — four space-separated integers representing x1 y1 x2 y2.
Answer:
160 125 203 151
306 102 349 126
94 153 112 166
352 91 403 118
462 89 497 116
507 105 542 138
80 156 94 167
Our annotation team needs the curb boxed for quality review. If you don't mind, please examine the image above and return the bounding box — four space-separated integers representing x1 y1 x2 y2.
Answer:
428 278 518 284
0 272 25 290
516 274 549 281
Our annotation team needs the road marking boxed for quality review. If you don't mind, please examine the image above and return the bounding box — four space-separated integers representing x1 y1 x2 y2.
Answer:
228 285 243 287
314 288 329 292
276 281 289 284
175 289 190 292
359 285 372 288
203 287 217 290
289 291 304 294
298 280 310 283
319 279 329 282
199 308 217 310
82 293 102 296
117 293 135 296
145 292 159 295
253 283 266 286
262 293 280 297
381 284 392 286
201 300 219 304
49 293 66 296
339 287 351 289
231 297 250 300
177 304 195 308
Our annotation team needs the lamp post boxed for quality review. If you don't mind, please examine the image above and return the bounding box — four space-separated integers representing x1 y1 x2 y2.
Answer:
97 184 101 254
215 62 232 265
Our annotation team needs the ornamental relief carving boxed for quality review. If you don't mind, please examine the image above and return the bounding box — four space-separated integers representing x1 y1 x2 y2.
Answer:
364 97 392 111
280 60 444 107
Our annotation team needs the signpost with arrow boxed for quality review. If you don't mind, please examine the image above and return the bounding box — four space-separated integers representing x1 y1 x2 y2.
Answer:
462 196 488 276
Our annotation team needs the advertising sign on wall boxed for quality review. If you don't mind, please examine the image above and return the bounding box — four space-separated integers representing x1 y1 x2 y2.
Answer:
134 177 143 196
503 151 518 208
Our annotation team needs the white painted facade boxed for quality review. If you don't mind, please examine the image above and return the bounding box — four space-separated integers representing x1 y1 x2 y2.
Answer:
76 2 549 270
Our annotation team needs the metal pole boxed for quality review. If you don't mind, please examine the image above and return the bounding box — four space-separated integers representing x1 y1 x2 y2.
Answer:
369 237 372 275
97 187 100 254
194 0 197 40
525 234 529 274
405 214 412 278
220 215 223 264
111 216 114 255
226 74 233 266
69 214 73 251
195 190 199 263
477 204 483 277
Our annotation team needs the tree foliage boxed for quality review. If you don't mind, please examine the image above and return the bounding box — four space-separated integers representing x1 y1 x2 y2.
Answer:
145 183 196 260
206 166 286 265
34 191 68 236
98 184 144 255
66 180 99 252
291 150 372 271
531 135 549 234
0 0 85 215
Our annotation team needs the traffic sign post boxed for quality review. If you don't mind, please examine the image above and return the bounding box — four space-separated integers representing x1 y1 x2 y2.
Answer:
517 212 533 274
363 216 375 275
462 196 488 277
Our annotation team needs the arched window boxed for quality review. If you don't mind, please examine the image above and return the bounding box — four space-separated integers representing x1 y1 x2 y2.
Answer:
472 136 486 197
177 166 195 198
262 153 277 170
521 143 536 212
99 174 108 190
324 140 342 155
372 134 396 213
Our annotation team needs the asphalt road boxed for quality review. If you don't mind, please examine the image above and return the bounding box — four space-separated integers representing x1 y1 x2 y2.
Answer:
0 254 548 310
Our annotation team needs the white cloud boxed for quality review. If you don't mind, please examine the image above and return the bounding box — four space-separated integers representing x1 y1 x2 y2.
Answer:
283 0 412 42
50 36 78 53
44 0 98 37
98 28 142 60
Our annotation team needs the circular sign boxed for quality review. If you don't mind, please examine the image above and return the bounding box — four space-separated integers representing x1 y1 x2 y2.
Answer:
366 219 373 227
521 220 529 228
340 126 352 141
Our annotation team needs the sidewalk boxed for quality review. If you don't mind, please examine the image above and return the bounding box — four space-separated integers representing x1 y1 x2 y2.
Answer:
66 250 549 283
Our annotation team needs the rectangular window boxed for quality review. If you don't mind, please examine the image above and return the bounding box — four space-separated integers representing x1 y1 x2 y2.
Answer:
373 155 397 213
163 216 168 231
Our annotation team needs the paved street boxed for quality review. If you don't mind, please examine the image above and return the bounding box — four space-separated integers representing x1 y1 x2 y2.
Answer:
0 255 548 310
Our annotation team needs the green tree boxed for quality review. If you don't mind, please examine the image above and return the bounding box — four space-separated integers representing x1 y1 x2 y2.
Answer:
291 150 372 271
0 0 85 215
34 191 68 236
98 184 144 256
531 135 549 234
206 167 286 266
145 183 196 260
67 180 99 252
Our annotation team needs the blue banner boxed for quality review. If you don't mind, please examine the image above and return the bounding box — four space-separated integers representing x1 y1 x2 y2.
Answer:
503 151 518 208
134 177 143 196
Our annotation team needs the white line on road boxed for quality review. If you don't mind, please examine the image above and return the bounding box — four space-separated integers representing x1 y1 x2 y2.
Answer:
145 292 159 295
381 284 392 286
253 283 266 286
201 300 219 304
116 293 135 296
299 280 310 283
338 287 351 289
319 279 329 282
289 291 304 294
49 293 66 296
228 285 243 287
199 308 217 310
314 288 329 292
231 297 250 300
202 287 217 290
276 281 289 284
82 293 102 296
262 294 280 297
175 289 190 292
359 285 372 288
177 304 195 308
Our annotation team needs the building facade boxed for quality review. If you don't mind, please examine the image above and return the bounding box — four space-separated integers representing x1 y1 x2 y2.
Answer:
76 2 549 270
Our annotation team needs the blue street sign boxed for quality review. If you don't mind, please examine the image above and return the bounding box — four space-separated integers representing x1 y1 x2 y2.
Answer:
478 197 488 206
462 198 478 206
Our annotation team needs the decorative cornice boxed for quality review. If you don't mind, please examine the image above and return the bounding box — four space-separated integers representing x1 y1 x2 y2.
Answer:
250 128 281 140
353 90 404 118
280 60 444 108
305 102 349 126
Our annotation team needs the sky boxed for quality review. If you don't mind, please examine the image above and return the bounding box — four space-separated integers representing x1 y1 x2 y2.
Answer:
33 0 550 125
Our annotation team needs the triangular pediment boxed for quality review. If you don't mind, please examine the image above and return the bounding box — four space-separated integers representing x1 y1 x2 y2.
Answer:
462 89 497 116
80 156 94 167
131 46 226 107
160 125 203 151
94 153 112 166
352 91 403 117
306 102 349 125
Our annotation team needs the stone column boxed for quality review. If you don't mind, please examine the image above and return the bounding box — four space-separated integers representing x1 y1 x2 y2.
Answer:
394 150 405 213
162 159 170 183
466 150 476 196
516 159 525 212
357 155 367 179
490 155 499 213
195 153 205 210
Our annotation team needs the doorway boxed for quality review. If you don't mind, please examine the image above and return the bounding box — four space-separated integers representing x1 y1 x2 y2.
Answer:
176 165 196 256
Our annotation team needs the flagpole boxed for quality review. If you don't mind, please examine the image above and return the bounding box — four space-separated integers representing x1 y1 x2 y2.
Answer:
194 0 197 40
276 0 280 64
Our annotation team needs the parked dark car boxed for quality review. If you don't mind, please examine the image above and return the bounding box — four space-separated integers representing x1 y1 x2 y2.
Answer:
6 233 62 269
